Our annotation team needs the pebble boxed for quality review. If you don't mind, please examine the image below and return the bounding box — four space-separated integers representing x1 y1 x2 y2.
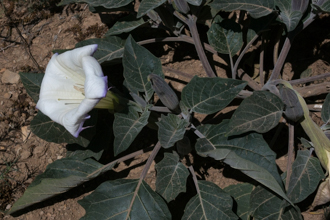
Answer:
20 150 31 160
1 69 20 84
3 93 12 99
6 204 11 210
33 146 44 155
57 155 63 160
47 158 53 163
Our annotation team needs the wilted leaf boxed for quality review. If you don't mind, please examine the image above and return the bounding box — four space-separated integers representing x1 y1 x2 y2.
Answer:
182 181 238 220
113 106 150 156
106 14 148 36
76 36 126 64
7 158 115 214
181 76 247 114
311 177 330 208
30 111 90 147
123 35 164 101
58 0 133 9
157 114 189 149
79 179 171 219
155 152 189 202
19 72 43 103
287 150 324 203
208 17 243 56
137 0 167 18
196 120 283 186
227 91 284 136
209 0 275 18
250 185 302 220
224 183 254 220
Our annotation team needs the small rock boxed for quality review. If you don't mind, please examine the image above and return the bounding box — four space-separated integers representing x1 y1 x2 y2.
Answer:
21 126 31 141
33 145 44 155
20 150 31 160
57 155 63 160
13 111 20 117
3 93 12 99
1 69 20 84
39 211 44 215
47 158 53 164
6 204 11 210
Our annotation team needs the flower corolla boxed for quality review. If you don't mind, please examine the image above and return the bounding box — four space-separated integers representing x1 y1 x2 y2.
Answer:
36 44 107 137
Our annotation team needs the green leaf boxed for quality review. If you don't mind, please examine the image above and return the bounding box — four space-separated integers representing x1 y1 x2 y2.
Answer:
287 150 324 203
123 35 164 101
186 0 203 6
137 0 167 18
31 111 90 147
209 0 275 18
79 179 171 219
7 158 115 214
250 185 302 220
19 72 43 103
321 93 330 124
113 106 150 156
156 114 189 149
58 0 133 9
181 76 247 114
106 14 148 36
224 183 254 220
279 85 304 122
207 17 243 56
196 120 283 192
275 0 302 32
76 36 126 64
155 152 189 202
313 0 330 13
227 91 284 136
182 181 238 220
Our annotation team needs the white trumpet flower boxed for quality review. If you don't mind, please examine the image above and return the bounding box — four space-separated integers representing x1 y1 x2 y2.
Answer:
36 44 109 137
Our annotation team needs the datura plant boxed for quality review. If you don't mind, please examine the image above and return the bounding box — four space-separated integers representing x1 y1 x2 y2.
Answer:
6 0 330 219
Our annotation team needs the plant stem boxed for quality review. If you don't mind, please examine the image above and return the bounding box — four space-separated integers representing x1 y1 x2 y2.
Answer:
173 11 216 77
289 72 330 85
87 146 153 178
233 34 260 78
125 142 162 220
188 166 200 194
259 35 265 86
285 122 295 191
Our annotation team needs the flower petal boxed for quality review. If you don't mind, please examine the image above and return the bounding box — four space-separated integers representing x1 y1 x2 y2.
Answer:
82 56 108 99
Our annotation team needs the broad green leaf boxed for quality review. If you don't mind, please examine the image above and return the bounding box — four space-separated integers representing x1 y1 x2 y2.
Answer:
227 91 284 136
250 185 302 220
287 150 324 203
186 0 203 6
31 111 90 147
224 183 254 220
155 152 189 202
313 0 330 13
76 36 126 64
58 0 133 9
19 72 43 103
137 0 167 18
156 114 189 149
209 0 275 18
275 0 302 32
79 179 171 219
113 106 150 156
279 85 304 122
106 14 148 36
122 35 164 101
208 17 243 56
321 93 330 123
182 181 238 220
181 76 247 114
196 120 283 186
7 158 115 214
